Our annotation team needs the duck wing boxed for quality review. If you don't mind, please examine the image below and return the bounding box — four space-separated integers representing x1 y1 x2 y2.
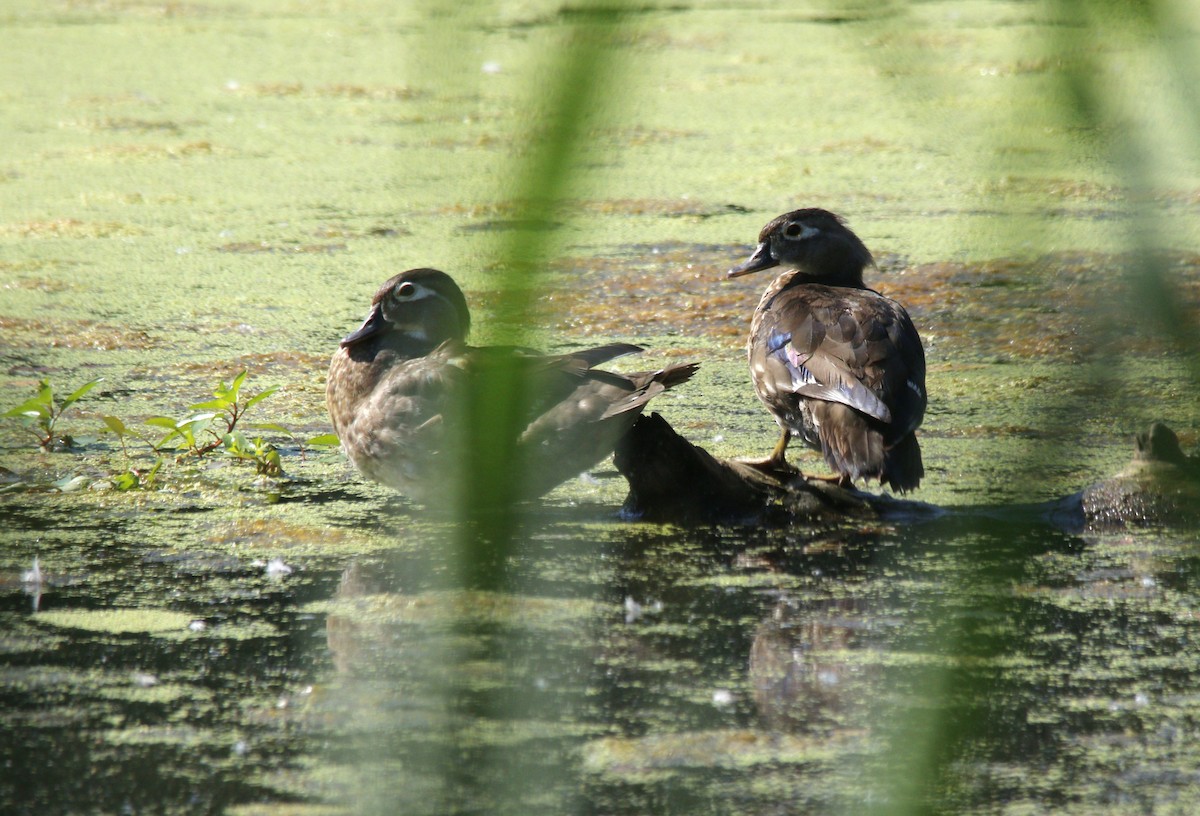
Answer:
453 342 697 496
456 342 643 418
759 284 925 437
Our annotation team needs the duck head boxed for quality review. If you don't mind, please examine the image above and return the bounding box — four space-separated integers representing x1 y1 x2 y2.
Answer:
727 208 874 288
340 267 471 352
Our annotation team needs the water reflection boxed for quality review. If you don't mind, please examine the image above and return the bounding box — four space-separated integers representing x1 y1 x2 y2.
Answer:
750 598 880 735
6 478 1200 813
21 556 43 612
315 502 1200 813
0 496 342 814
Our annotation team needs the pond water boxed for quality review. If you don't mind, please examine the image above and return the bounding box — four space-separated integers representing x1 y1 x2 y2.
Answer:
3 1 1200 814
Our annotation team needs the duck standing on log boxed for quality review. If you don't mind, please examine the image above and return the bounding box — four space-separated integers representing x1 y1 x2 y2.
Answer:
326 267 698 503
726 208 927 493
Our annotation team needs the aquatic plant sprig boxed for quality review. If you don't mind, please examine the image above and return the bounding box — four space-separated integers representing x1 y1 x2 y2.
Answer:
5 370 332 491
2 377 103 451
109 458 163 492
146 370 282 466
220 432 282 477
243 420 339 463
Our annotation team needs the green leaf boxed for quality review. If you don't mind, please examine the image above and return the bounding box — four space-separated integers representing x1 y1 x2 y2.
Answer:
33 380 54 409
190 396 234 412
143 458 162 487
111 471 140 491
242 386 278 412
207 370 248 408
258 447 283 476
306 433 341 446
60 378 103 412
153 430 183 449
180 411 219 426
4 404 51 421
102 415 128 436
229 369 247 396
222 431 249 453
3 392 53 420
151 415 198 449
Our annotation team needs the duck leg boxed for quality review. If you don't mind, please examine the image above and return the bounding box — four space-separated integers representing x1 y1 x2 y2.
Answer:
738 429 800 478
767 428 791 467
808 471 854 488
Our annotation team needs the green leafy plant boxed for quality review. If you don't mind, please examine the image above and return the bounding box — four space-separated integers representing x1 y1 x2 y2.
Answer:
2 378 103 451
254 427 340 464
146 370 283 469
109 458 163 491
6 371 331 489
145 411 219 456
222 431 283 476
113 370 327 480
99 414 156 457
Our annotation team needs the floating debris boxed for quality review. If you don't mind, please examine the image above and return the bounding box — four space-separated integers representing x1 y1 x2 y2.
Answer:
131 672 159 688
624 595 663 624
265 558 293 579
22 556 43 612
21 556 43 586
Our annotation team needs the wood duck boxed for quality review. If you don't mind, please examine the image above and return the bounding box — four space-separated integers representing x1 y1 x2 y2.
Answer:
326 267 698 502
726 208 926 493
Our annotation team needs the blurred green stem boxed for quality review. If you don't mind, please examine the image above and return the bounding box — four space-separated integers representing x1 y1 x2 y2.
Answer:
409 3 634 815
456 3 630 580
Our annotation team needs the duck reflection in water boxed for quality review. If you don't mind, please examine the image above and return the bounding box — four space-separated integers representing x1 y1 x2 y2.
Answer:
750 598 881 734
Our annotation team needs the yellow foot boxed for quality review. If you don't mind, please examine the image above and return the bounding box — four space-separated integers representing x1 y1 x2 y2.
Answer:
806 472 853 488
735 455 801 480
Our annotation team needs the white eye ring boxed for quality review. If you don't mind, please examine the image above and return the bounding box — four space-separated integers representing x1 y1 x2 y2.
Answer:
782 222 817 241
395 281 418 299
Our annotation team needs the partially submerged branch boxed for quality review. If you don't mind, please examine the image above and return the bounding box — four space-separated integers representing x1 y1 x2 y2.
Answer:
614 413 876 525
615 414 1200 531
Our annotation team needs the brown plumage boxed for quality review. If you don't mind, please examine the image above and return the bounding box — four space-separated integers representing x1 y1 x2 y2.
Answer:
326 268 698 502
726 209 926 492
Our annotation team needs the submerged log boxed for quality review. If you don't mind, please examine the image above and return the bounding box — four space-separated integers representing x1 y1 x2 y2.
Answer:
613 413 881 525
614 414 1200 530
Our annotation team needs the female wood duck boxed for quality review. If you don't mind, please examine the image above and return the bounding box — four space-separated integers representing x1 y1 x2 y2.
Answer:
326 267 698 502
726 209 926 493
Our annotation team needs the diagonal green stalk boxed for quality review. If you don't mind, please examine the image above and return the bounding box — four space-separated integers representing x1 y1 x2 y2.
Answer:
390 4 636 815
454 4 630 580
853 2 1200 813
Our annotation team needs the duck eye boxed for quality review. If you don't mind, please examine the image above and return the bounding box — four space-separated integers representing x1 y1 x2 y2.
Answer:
396 281 417 299
783 222 805 239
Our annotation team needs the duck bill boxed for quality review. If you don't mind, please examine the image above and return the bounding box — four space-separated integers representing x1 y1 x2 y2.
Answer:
340 304 384 348
726 242 778 278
